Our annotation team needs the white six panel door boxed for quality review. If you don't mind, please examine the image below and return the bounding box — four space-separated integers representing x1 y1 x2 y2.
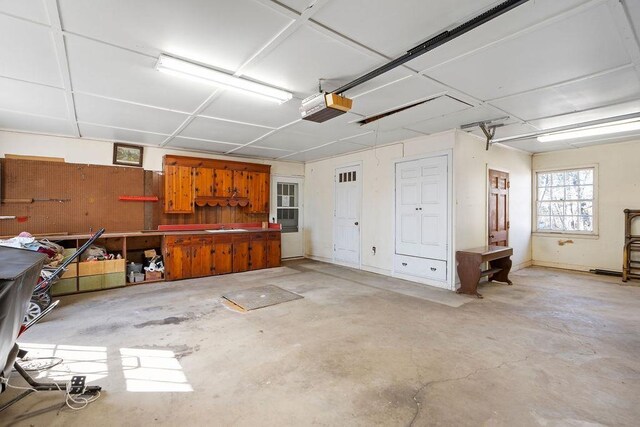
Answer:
334 165 361 266
396 156 447 261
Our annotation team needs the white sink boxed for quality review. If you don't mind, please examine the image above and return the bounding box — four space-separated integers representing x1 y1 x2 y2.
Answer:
205 229 248 233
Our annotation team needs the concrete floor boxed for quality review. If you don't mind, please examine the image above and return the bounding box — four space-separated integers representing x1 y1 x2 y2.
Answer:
2 260 640 426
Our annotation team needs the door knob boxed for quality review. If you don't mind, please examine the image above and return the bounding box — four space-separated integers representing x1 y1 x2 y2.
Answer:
354 222 359 226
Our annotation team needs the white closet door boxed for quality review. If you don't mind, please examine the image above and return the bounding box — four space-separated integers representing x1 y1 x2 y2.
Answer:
334 165 361 266
396 155 448 261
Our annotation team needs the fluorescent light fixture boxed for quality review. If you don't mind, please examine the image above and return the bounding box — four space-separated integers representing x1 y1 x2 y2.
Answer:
537 118 640 142
156 54 292 104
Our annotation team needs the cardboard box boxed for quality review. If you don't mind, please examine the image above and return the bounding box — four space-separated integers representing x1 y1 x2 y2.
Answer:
78 259 125 276
60 263 78 279
145 271 163 281
51 278 77 296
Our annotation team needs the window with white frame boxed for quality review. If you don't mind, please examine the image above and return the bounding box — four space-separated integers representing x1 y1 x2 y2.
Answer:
535 167 595 233
276 182 299 233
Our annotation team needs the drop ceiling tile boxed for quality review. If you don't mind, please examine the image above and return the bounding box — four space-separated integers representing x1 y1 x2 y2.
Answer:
501 138 573 154
254 127 328 151
490 67 640 121
528 100 640 130
286 112 367 141
409 0 588 72
424 3 631 100
0 77 68 119
179 116 271 144
310 0 498 58
243 24 380 96
78 123 168 145
405 105 504 135
0 109 75 136
66 35 212 113
350 74 445 116
74 93 189 134
230 145 294 160
625 0 640 39
343 129 423 147
58 0 293 73
362 95 471 132
282 141 366 162
0 0 49 24
276 0 313 14
0 14 62 87
200 90 301 128
168 136 242 154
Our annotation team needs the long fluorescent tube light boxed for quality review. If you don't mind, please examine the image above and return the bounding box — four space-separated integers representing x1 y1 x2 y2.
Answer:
156 54 292 104
537 119 640 142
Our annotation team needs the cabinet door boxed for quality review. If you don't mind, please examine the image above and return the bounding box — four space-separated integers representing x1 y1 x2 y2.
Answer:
191 237 213 278
164 165 194 214
213 242 233 275
164 244 191 281
247 171 270 213
233 170 250 198
232 236 250 273
214 169 234 197
267 234 281 268
194 167 214 197
249 234 267 270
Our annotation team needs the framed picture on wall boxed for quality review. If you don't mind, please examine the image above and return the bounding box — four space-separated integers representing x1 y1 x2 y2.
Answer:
113 143 144 167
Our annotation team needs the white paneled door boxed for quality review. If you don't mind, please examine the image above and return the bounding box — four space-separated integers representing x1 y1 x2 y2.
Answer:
334 164 361 267
396 155 448 261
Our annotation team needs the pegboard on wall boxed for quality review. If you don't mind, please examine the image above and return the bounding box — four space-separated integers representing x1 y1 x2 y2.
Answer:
0 159 145 236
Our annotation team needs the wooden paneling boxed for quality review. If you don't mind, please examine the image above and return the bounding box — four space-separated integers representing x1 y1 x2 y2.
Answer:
165 154 270 173
267 233 281 268
194 167 214 198
0 158 144 236
232 234 250 272
248 171 269 214
214 169 234 197
249 233 267 270
191 236 213 277
164 164 193 214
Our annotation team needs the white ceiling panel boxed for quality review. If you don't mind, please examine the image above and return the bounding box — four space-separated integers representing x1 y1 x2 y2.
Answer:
0 0 49 24
0 14 62 87
66 35 213 113
409 0 588 72
230 145 294 160
351 74 444 116
490 67 640 120
78 123 168 145
625 0 640 38
179 116 271 144
469 122 539 140
311 0 498 58
0 77 68 119
253 127 329 151
276 0 313 14
243 24 381 95
406 105 505 135
281 141 367 162
425 3 631 100
167 136 242 153
528 100 640 130
286 112 367 141
58 0 293 73
200 90 301 128
342 128 423 147
74 93 189 134
500 138 573 154
343 67 415 99
362 95 471 132
0 109 75 136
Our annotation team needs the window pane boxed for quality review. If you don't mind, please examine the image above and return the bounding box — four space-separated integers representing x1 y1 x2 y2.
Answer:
538 216 551 230
538 202 552 216
565 202 579 216
580 185 593 200
551 172 565 186
551 216 565 230
565 216 580 231
579 169 593 185
538 187 552 201
551 187 565 200
579 201 592 217
537 173 550 187
565 170 580 186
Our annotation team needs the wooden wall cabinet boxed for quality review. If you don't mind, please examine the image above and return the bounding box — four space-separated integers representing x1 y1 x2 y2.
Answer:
163 155 271 215
164 165 194 214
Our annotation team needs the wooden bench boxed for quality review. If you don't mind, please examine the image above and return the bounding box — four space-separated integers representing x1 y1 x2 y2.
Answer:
456 246 513 298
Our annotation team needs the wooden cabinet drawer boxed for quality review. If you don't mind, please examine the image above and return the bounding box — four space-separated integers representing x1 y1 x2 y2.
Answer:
192 235 212 245
394 254 447 281
268 232 281 241
165 235 192 246
250 233 267 241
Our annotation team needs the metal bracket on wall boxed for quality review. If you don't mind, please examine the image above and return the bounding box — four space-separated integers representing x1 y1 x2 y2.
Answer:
460 117 508 151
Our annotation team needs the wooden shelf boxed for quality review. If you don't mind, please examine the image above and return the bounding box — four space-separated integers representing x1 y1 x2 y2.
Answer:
194 196 249 207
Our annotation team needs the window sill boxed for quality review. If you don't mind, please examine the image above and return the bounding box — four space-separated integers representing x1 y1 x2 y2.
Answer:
532 232 599 240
